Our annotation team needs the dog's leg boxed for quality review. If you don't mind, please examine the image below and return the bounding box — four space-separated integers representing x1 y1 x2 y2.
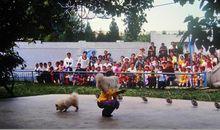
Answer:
75 106 79 112
63 109 67 112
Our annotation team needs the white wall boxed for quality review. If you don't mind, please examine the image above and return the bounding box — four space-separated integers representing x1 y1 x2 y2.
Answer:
14 41 150 70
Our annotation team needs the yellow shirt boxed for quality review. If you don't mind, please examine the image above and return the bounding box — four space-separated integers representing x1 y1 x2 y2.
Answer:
97 88 117 102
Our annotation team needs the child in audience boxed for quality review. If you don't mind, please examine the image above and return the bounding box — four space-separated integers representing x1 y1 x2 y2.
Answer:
148 65 156 88
157 66 166 89
179 68 188 87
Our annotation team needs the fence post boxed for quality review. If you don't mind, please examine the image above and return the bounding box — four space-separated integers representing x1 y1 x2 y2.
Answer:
31 71 34 83
143 72 145 87
203 71 207 88
191 73 194 88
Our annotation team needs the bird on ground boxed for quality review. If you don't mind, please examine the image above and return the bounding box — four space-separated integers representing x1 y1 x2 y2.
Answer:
191 99 198 107
166 98 172 104
95 93 100 99
214 102 220 109
142 96 148 102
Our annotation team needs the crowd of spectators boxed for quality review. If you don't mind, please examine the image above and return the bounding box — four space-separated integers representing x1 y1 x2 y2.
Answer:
34 42 219 89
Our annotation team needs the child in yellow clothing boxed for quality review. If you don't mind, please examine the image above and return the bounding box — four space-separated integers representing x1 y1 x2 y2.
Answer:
97 88 126 117
179 68 188 87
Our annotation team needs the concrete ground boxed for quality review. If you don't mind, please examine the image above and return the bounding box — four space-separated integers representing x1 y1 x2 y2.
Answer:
0 94 219 129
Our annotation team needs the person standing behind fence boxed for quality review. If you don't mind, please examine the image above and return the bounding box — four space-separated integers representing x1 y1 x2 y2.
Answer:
163 61 175 86
130 53 137 65
89 51 97 66
53 61 60 83
148 65 156 88
42 62 50 83
64 52 73 71
77 51 89 71
157 66 166 89
148 42 156 56
58 60 65 84
135 55 144 69
159 43 168 58
136 48 147 59
34 63 40 83
48 62 54 83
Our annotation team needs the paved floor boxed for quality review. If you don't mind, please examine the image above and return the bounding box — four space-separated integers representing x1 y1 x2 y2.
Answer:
0 94 219 129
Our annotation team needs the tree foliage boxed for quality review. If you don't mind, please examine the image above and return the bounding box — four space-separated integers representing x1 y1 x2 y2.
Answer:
124 0 153 42
107 18 120 42
174 0 220 50
137 33 151 42
85 22 96 42
0 0 154 95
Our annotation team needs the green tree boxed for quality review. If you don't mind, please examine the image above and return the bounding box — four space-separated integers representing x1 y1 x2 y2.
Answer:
123 0 153 42
137 33 151 42
58 12 85 42
174 0 220 50
124 8 148 41
0 0 154 95
0 0 63 95
85 22 96 42
96 31 107 42
107 18 120 42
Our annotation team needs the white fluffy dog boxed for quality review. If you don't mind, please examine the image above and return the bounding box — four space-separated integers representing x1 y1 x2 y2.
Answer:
95 73 119 90
55 92 79 112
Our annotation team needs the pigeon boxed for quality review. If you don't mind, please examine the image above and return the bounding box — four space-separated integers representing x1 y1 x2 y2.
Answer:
191 99 198 107
214 102 220 109
95 93 100 99
142 96 148 102
166 98 172 104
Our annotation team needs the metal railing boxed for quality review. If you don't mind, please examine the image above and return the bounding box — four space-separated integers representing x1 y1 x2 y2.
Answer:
13 70 208 88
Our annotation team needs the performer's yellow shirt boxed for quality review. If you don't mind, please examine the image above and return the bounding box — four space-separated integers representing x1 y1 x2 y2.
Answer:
97 88 117 102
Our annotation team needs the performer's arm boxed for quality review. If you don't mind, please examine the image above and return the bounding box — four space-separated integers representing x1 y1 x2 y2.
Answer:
114 89 126 95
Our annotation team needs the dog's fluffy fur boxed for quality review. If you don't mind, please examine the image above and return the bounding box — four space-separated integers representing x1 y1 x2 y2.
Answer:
95 73 119 90
55 92 79 112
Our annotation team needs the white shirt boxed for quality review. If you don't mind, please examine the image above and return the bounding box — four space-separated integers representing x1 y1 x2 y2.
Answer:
64 57 73 68
127 67 137 73
103 62 112 67
77 56 89 69
157 70 166 81
94 62 102 69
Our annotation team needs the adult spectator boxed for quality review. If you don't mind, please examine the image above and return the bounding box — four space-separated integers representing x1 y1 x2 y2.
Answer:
119 55 125 65
103 50 109 61
58 60 65 84
130 53 136 64
122 57 130 70
94 59 103 69
148 42 156 56
42 62 51 83
105 65 114 76
163 61 175 86
135 55 144 69
136 48 147 59
159 43 168 58
103 59 112 68
64 52 73 71
77 51 89 71
106 53 113 63
53 61 60 83
89 51 97 66
169 42 178 56
34 63 40 83
48 62 54 72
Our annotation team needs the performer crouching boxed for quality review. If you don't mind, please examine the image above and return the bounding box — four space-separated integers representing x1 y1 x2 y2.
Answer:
95 73 126 117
